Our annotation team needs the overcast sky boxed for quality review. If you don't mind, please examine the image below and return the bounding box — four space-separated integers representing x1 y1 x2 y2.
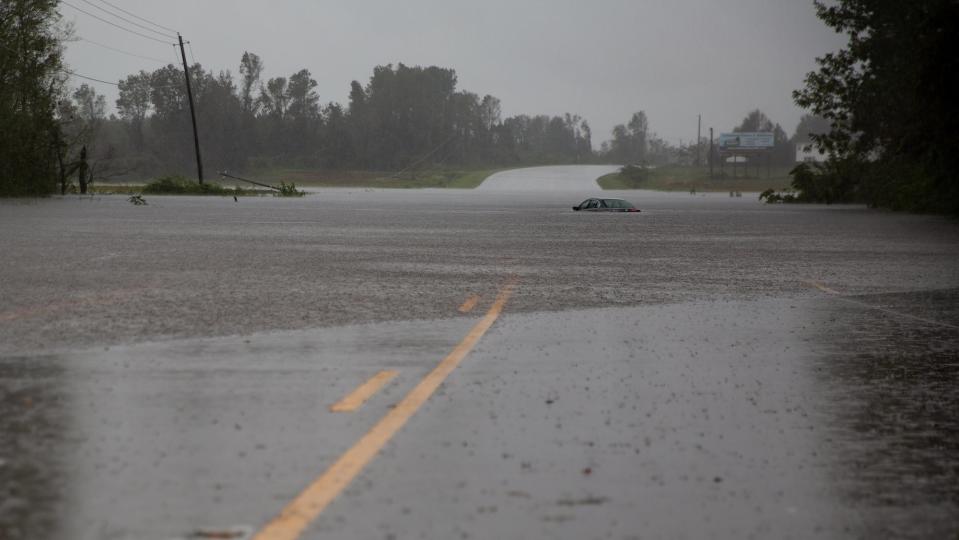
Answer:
60 0 846 147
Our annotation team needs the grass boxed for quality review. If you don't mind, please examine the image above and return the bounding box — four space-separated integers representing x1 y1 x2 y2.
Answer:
92 176 268 196
250 168 500 189
89 169 501 192
598 164 796 192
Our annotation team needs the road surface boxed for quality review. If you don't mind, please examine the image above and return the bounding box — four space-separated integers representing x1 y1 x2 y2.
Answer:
1 166 958 540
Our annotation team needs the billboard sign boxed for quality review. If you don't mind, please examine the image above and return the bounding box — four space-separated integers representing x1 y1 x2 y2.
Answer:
718 132 774 151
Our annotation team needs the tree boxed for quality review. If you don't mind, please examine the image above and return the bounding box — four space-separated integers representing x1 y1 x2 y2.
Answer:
608 111 649 164
794 0 959 212
117 71 152 150
286 69 319 121
732 109 793 166
259 76 288 118
733 109 774 133
0 0 64 196
479 95 501 131
238 51 263 115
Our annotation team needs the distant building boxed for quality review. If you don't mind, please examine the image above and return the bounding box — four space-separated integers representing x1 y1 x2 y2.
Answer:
795 141 828 163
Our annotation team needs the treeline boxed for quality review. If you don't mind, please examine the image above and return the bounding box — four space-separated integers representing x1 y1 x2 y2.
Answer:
86 56 594 180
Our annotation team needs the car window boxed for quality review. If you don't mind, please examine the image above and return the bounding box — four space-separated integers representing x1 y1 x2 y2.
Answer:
579 199 591 209
587 199 598 209
598 199 608 208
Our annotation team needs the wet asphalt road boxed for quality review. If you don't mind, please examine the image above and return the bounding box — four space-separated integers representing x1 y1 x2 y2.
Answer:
1 166 958 539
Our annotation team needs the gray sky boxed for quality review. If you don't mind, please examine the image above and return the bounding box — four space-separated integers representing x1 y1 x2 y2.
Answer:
60 0 846 147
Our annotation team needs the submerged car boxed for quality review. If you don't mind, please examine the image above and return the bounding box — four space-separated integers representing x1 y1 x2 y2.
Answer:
572 198 640 212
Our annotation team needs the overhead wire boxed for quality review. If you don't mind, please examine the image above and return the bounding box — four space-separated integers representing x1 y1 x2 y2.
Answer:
88 0 179 35
59 0 175 45
75 0 177 40
0 41 113 85
60 67 119 87
75 36 169 64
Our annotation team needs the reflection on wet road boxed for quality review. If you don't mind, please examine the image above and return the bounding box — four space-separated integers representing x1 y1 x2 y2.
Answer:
0 358 66 540
810 288 959 539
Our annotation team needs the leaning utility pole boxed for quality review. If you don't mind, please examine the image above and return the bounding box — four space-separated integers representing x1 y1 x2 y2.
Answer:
178 34 203 184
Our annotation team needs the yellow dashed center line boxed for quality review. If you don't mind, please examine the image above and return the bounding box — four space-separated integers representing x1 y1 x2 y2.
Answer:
252 277 518 540
457 294 481 313
329 370 398 413
802 280 841 295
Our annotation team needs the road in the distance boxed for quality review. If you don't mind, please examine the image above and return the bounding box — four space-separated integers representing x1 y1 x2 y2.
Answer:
476 164 619 191
1 166 958 539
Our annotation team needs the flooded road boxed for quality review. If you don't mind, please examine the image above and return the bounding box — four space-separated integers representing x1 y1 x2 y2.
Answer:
1 167 958 539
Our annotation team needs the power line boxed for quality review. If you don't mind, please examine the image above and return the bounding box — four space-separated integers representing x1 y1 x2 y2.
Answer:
187 41 197 66
76 0 176 40
60 67 119 87
59 1 175 45
89 0 179 35
75 36 169 64
0 39 180 91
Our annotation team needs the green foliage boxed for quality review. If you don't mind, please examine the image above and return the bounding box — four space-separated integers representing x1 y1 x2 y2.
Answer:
142 176 233 195
787 161 858 203
794 0 959 213
0 0 63 197
758 188 797 204
273 182 304 197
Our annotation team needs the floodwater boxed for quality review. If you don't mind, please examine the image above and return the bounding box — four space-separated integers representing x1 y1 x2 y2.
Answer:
1 166 957 539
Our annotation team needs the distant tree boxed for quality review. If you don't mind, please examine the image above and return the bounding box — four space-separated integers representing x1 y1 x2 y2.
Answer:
627 111 648 160
117 71 152 150
791 114 831 144
196 70 245 171
733 109 774 133
479 95 501 131
259 77 289 118
793 0 959 212
238 51 263 115
733 109 793 165
321 102 353 167
286 69 319 121
608 111 648 164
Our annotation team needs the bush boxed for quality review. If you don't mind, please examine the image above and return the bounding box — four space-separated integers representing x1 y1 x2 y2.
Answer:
785 160 861 204
274 181 305 197
759 188 797 204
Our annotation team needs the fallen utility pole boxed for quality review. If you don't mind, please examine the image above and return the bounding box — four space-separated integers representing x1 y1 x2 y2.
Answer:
218 171 282 191
392 134 457 179
178 34 204 184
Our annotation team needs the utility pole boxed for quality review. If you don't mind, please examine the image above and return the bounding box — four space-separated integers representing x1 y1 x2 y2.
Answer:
696 114 702 166
709 127 714 179
178 34 203 184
